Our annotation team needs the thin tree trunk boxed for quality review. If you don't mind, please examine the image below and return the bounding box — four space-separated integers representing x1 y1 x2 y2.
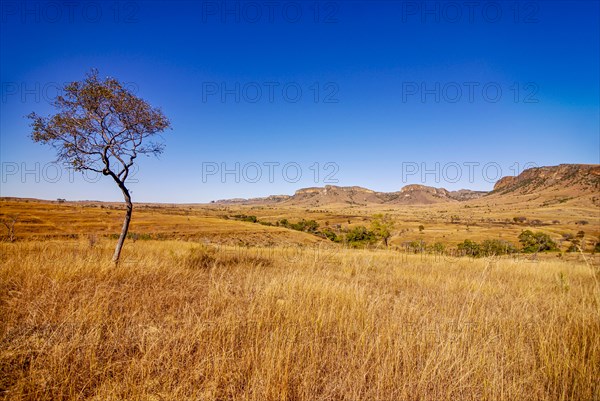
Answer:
112 186 132 264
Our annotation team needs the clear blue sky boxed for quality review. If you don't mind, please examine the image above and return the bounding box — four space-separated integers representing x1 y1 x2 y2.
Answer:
1 0 599 202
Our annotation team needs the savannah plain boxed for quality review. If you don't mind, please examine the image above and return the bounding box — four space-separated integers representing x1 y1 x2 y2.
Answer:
1 165 599 401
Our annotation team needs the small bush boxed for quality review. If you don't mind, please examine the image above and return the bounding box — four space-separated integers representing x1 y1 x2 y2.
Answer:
480 239 517 256
457 239 517 257
458 240 480 257
428 242 445 254
278 219 319 233
345 226 376 247
233 215 258 223
290 220 319 233
321 228 340 242
405 240 426 254
518 230 558 253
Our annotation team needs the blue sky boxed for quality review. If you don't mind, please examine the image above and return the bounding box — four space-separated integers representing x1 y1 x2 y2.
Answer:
1 0 599 202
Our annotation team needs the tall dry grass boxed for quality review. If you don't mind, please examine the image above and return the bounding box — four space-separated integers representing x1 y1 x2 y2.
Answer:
1 240 598 400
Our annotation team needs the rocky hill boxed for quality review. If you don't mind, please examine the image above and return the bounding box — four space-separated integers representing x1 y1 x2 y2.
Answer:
213 184 487 206
492 164 600 195
211 164 599 207
213 195 291 205
384 185 487 205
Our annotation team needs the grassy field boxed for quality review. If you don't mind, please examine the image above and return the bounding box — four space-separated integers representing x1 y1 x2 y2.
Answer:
1 198 599 250
1 238 598 400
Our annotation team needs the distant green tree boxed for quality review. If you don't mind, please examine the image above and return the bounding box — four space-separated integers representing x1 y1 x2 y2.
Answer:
518 230 558 253
429 242 445 254
406 240 426 254
234 214 258 223
458 239 480 257
371 214 394 247
345 226 376 247
480 239 517 256
290 219 319 233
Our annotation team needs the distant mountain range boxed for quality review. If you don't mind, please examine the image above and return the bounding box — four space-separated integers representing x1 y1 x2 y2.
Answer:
212 164 600 207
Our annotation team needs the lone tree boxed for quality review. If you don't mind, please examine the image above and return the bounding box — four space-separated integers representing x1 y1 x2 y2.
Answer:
1 214 18 243
28 69 171 263
371 213 394 247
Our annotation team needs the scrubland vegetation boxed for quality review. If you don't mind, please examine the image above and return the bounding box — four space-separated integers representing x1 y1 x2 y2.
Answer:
1 239 598 400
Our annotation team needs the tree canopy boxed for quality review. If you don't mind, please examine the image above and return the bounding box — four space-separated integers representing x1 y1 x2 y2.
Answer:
28 69 171 263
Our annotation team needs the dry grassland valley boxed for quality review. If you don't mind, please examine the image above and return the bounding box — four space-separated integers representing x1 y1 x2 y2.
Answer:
0 163 598 400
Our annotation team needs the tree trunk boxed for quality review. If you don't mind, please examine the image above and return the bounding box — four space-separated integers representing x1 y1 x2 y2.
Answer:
112 186 132 264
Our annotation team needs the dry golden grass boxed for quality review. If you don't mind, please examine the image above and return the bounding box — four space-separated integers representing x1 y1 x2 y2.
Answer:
3 196 599 247
0 199 324 246
1 239 598 400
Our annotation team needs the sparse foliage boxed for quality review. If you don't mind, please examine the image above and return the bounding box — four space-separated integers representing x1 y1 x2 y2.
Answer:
1 214 18 242
457 239 517 257
480 239 517 256
27 69 171 263
458 239 480 257
405 240 426 254
370 214 394 247
429 241 445 254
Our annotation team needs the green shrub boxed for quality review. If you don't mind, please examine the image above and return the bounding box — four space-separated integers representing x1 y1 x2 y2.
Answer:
345 226 376 247
518 230 558 253
457 239 517 257
231 214 259 223
321 228 340 242
429 242 445 254
479 239 517 256
458 239 480 257
289 219 319 233
371 214 394 246
406 240 426 254
276 218 320 233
